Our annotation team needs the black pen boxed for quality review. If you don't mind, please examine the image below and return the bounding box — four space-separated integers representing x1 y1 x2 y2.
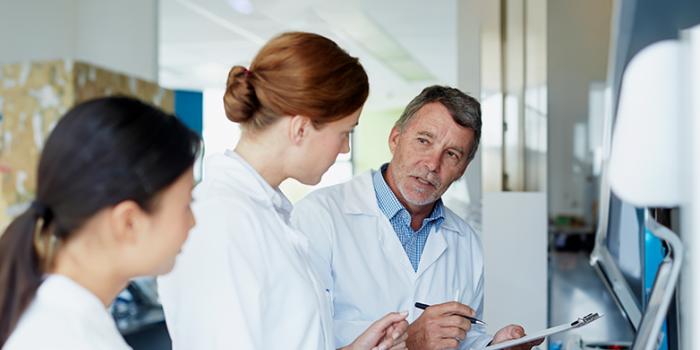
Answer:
414 302 487 326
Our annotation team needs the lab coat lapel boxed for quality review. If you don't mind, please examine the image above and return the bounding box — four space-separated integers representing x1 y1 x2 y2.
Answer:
345 172 417 280
377 215 420 281
416 226 447 279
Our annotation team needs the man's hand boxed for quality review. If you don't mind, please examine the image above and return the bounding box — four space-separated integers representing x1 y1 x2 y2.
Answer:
406 301 475 350
491 325 544 350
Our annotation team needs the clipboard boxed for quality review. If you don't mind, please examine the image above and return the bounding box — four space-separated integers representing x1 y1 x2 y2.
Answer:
484 313 604 350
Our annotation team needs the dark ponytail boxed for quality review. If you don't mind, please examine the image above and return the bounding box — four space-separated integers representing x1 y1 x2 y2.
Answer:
0 96 201 345
0 210 43 346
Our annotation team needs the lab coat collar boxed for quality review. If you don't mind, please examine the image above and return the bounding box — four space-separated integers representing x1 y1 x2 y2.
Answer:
206 150 293 221
38 274 114 325
343 170 464 235
344 172 449 278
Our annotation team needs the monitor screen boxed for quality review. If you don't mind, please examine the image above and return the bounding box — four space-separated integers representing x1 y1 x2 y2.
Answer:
605 192 645 310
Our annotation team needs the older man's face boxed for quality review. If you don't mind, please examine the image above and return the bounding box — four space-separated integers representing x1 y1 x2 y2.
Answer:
387 102 475 208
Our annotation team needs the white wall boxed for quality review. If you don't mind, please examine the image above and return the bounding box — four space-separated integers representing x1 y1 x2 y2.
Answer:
74 0 159 81
524 0 548 192
457 0 483 211
682 23 700 350
0 0 158 81
483 192 548 344
0 0 76 64
479 0 504 194
438 0 483 228
547 0 612 220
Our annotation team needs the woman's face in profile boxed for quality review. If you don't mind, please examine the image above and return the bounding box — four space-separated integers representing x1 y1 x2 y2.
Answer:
134 168 196 276
295 107 362 185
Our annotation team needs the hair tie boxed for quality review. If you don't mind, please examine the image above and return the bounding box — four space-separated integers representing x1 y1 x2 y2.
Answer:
243 68 253 78
31 201 54 223
31 201 48 218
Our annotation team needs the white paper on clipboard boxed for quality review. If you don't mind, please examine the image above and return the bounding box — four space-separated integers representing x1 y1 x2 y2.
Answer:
484 313 604 350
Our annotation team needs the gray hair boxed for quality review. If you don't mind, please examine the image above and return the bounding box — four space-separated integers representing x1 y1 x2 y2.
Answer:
394 85 481 161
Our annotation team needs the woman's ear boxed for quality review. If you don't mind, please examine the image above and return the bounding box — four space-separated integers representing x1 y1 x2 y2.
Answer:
288 115 312 145
109 200 147 245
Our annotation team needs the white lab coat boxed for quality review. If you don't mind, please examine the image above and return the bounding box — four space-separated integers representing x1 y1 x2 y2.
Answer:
4 275 131 350
291 171 493 350
158 150 334 350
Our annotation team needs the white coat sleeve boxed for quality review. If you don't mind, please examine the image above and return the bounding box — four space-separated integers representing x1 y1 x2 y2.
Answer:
460 272 493 349
291 194 334 298
159 200 267 350
460 233 494 350
292 194 357 347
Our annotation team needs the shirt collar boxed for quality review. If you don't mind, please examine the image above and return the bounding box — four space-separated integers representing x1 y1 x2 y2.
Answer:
372 163 445 225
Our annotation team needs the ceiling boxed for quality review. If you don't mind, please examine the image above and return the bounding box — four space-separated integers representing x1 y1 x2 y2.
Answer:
158 0 458 110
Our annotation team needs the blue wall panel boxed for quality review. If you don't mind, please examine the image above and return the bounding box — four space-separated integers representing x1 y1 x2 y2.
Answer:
174 90 203 136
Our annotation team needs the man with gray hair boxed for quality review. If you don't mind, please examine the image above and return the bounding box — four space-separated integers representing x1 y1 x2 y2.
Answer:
292 86 540 350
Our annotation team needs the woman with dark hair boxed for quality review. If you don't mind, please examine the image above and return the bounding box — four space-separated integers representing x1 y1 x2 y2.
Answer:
158 32 409 350
0 96 201 349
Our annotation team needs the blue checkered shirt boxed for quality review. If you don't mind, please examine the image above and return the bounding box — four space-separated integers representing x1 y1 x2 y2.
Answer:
372 164 445 272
